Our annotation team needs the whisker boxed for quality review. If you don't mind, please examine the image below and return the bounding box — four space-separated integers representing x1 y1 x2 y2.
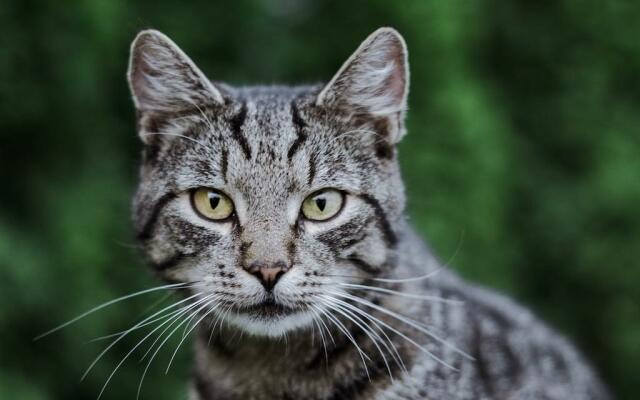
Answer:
136 297 216 399
328 298 409 376
324 268 443 284
207 303 233 347
165 299 221 374
325 229 465 284
322 294 458 371
338 282 465 305
89 293 182 343
93 294 210 400
310 305 336 346
191 102 217 136
34 282 195 340
369 268 443 283
82 292 203 382
139 295 212 362
310 304 371 381
88 309 180 343
322 300 394 381
139 132 207 147
329 291 474 362
369 229 464 283
308 307 330 367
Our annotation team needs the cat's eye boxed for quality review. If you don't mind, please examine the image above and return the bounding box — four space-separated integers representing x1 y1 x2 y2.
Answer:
301 189 345 221
191 188 235 221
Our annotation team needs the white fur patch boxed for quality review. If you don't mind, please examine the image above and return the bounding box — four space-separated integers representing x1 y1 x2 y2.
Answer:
225 310 316 338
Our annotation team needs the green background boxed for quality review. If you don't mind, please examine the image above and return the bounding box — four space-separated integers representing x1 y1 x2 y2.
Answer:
1 0 638 398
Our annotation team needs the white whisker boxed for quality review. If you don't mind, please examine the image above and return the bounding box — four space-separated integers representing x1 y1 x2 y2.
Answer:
139 295 211 362
139 132 206 147
323 294 458 370
323 300 395 381
328 298 408 376
369 267 444 283
329 291 474 362
88 308 181 343
81 292 202 381
309 308 329 367
135 296 215 400
94 294 210 399
338 282 464 305
165 299 221 374
34 282 193 340
310 304 371 381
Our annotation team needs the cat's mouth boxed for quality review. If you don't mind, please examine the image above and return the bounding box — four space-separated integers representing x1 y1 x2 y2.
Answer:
235 298 297 318
224 297 315 336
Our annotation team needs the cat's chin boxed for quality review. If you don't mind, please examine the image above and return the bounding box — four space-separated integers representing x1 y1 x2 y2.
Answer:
225 309 315 338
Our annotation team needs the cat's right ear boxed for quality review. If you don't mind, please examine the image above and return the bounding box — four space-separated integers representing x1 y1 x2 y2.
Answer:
127 30 224 117
316 28 409 143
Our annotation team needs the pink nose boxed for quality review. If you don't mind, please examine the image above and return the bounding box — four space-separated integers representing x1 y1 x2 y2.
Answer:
244 260 290 291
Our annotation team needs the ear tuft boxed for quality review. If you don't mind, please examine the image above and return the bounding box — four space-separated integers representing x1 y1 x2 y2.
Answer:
316 27 409 130
127 30 224 113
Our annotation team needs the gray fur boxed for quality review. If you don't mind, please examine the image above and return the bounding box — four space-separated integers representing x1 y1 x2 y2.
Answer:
127 28 610 399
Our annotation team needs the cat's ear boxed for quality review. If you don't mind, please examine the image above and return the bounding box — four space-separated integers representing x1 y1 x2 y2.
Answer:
316 27 409 142
127 30 224 114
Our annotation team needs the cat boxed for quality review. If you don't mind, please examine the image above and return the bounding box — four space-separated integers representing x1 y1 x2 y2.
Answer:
127 27 611 399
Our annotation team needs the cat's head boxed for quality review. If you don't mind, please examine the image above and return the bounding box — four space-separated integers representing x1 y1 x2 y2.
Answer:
128 28 409 337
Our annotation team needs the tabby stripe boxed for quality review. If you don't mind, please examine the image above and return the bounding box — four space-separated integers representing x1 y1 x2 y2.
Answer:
287 102 308 160
137 192 176 241
151 251 195 271
230 103 250 159
340 233 368 250
238 241 251 268
287 241 296 267
348 256 381 274
472 315 498 397
307 151 317 186
318 219 365 251
358 194 397 246
220 148 228 183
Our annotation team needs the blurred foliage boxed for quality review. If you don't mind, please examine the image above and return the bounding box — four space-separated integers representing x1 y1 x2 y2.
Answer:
0 0 638 398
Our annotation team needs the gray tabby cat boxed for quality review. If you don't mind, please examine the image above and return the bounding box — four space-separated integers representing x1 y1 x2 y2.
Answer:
127 28 611 399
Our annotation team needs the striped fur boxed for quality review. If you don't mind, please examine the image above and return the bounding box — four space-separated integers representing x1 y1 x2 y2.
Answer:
127 28 610 399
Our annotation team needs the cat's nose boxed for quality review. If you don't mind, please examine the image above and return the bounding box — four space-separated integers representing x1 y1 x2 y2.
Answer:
244 260 290 291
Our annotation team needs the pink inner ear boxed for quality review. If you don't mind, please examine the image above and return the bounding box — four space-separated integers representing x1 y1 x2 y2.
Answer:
382 43 407 106
318 29 408 116
128 30 224 112
130 45 157 107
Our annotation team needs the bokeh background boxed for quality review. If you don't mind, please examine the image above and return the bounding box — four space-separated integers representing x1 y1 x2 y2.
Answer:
1 0 638 398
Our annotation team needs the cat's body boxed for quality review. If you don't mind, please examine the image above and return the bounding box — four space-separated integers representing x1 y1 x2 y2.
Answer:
127 29 610 399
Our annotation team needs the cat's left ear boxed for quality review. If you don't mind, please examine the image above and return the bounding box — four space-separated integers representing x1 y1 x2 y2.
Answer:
316 27 409 142
127 29 224 114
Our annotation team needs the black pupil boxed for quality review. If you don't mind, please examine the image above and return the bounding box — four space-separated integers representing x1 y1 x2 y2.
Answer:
315 197 327 212
208 193 221 209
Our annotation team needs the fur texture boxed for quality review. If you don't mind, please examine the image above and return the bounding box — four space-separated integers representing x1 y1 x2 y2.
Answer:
127 28 610 400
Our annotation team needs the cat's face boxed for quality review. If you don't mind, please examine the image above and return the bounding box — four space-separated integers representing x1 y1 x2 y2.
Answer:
128 28 409 337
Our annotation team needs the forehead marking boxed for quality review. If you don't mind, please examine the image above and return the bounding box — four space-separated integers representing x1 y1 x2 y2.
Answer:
286 102 308 160
229 102 251 159
220 147 228 184
307 151 317 186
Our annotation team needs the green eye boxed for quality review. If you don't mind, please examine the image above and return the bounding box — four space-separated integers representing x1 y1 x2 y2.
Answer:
191 188 234 221
301 189 344 221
